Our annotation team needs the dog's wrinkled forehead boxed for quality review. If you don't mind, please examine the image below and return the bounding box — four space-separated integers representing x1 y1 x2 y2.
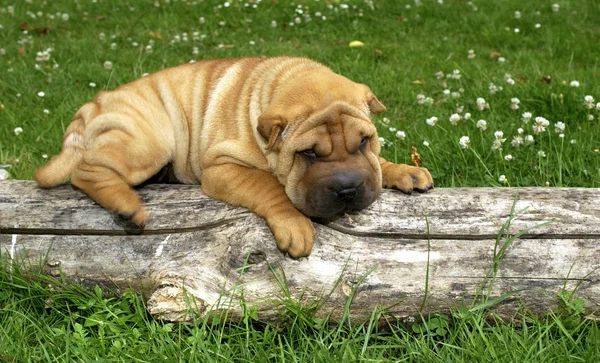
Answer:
281 102 372 141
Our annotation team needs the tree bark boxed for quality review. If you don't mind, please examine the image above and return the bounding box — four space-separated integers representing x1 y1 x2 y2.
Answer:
1 180 599 322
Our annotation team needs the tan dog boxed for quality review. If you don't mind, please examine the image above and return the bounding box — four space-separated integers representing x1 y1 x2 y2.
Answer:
35 57 433 258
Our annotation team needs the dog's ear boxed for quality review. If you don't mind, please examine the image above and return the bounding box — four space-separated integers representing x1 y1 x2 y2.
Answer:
367 94 386 114
257 110 286 150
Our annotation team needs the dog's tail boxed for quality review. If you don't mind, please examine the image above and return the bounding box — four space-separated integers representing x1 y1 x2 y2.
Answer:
34 102 97 188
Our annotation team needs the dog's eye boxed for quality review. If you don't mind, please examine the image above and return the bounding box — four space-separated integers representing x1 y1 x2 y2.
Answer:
359 136 369 148
299 149 317 158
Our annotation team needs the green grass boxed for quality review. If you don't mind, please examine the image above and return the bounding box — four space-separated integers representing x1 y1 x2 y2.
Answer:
1 0 600 361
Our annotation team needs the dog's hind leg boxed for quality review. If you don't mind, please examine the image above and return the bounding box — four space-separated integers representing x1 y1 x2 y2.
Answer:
71 125 172 228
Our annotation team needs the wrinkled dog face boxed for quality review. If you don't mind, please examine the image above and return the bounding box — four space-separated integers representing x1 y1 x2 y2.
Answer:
276 106 384 218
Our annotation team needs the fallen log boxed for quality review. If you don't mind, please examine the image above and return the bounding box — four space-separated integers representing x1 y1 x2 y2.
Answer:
1 180 599 322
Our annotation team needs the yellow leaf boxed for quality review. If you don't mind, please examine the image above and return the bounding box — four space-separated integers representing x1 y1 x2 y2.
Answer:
349 40 364 48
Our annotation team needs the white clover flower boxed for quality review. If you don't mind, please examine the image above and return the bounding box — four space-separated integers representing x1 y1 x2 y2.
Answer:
589 115 595 121
43 109 50 114
449 113 461 125
459 136 470 149
423 141 430 147
424 97 434 105
596 102 600 111
504 154 513 161
584 95 595 109
381 117 390 125
35 50 51 62
451 92 461 98
37 91 45 97
535 23 541 28
111 42 117 50
476 119 487 130
498 57 506 63
456 105 464 113
511 135 523 147
489 83 503 95
378 137 385 144
42 154 48 159
451 69 461 80
524 135 535 145
517 128 524 134
570 139 576 144
99 32 106 41
554 121 565 133
434 71 445 79
559 133 565 138
426 116 438 126
522 112 533 123
514 28 520 33
0 169 9 181
389 127 397 133
199 17 205 24
476 97 488 111
498 175 507 184
552 3 559 12
510 97 520 110
494 130 504 139
416 94 426 104
506 77 515 85
89 82 96 88
514 11 521 19
468 49 476 59
14 127 23 135
396 131 406 140
570 80 580 87
464 112 471 120
538 150 546 157
533 116 550 134
103 60 112 70
443 89 451 96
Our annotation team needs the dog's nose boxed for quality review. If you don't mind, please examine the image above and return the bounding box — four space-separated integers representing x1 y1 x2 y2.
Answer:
337 187 358 201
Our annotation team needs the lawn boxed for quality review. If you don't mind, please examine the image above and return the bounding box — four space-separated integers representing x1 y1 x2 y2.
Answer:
1 0 600 361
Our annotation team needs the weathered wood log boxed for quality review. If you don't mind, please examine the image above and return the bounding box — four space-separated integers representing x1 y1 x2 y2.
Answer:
1 180 599 322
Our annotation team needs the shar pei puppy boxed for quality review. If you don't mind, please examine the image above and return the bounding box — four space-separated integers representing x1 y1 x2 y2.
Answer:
35 57 434 258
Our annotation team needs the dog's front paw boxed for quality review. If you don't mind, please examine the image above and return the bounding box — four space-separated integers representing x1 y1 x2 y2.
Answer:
267 212 316 258
382 164 434 194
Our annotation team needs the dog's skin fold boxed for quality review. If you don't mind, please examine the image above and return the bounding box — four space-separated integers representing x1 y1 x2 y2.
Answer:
35 57 433 258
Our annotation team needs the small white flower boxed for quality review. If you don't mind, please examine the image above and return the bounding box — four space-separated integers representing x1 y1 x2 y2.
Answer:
294 17 301 24
510 97 520 110
451 92 461 98
535 23 541 28
396 131 406 140
468 49 476 59
476 97 488 111
596 102 600 111
103 60 112 70
514 28 520 33
589 114 595 121
464 112 471 120
456 105 464 113
449 113 461 125
546 181 550 186
381 117 390 125
424 97 434 105
494 130 504 139
389 127 397 133
498 175 507 184
570 80 580 87
435 71 445 79
61 13 69 21
476 119 487 130
42 154 48 158
552 3 559 12
511 135 523 147
89 82 96 88
110 42 117 50
199 17 205 24
517 128 524 134
426 116 438 126
417 94 426 104
584 95 595 109
37 91 45 97
14 127 23 135
423 141 430 147
559 133 565 138
522 112 533 123
43 109 50 114
506 77 515 85
538 150 546 157
443 89 451 96
459 136 470 149
504 154 513 161
219 21 226 26
378 137 385 144
554 121 565 133
249 40 255 45
514 11 521 19
224 1 230 7
570 139 576 144
0 169 9 181
524 135 535 145
489 83 503 95
498 57 506 63
533 116 550 134
99 32 106 41
451 69 461 80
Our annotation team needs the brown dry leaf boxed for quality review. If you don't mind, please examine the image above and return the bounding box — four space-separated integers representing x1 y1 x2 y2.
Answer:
489 52 502 59
411 146 422 167
374 49 383 56
149 31 163 40
17 47 25 55
397 15 407 23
